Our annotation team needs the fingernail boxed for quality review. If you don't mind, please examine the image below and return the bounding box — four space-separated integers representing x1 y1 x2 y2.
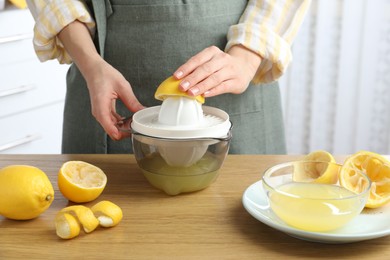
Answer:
189 88 199 95
180 81 190 90
111 131 119 140
174 71 183 78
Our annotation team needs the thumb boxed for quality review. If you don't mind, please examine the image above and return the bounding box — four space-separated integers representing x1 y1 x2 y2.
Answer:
118 84 146 112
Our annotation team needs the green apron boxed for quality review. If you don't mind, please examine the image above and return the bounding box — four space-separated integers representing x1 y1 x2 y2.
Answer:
63 0 286 154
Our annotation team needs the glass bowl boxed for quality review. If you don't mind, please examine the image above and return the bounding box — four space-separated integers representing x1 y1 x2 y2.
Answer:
262 161 371 232
132 131 231 195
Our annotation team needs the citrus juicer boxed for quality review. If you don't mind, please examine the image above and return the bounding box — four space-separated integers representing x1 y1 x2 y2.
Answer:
117 76 232 195
128 76 232 167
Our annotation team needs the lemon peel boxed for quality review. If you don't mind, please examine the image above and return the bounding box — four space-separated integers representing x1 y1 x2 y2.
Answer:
340 151 390 208
60 205 99 233
91 200 123 227
55 201 123 239
55 212 81 239
58 161 107 203
155 76 205 104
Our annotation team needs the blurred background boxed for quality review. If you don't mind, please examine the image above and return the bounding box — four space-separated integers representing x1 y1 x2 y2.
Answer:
1 0 389 154
279 0 390 155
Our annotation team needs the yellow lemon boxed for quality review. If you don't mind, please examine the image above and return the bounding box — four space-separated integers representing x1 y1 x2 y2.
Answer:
303 150 336 163
58 161 107 203
155 76 205 104
55 212 81 239
91 200 123 227
293 150 339 184
9 0 28 9
0 165 54 220
59 205 99 233
340 151 390 208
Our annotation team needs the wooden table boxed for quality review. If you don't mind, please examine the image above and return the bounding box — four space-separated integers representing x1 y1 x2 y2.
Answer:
1 154 389 259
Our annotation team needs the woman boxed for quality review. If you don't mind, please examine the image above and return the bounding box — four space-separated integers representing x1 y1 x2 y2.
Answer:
26 0 310 154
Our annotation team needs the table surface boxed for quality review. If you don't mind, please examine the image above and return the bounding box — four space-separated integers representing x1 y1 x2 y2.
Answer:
1 154 390 259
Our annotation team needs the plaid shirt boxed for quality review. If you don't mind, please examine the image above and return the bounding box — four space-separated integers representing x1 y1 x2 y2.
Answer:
26 0 310 83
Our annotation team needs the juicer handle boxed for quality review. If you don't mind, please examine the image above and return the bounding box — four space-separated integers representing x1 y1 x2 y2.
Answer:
116 117 133 137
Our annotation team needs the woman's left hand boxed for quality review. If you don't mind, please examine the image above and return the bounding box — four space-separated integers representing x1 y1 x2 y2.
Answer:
173 44 262 97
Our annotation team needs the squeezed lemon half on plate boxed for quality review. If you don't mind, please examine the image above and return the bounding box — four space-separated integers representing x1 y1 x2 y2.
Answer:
293 150 339 184
340 151 390 208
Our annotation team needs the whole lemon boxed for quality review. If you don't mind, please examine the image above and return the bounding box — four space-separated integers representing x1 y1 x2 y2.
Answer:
0 165 54 220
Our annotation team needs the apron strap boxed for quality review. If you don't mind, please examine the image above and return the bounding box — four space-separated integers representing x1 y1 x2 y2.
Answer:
91 0 113 58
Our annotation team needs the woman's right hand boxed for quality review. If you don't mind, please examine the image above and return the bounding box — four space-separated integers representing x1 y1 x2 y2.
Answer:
58 20 144 140
83 57 145 140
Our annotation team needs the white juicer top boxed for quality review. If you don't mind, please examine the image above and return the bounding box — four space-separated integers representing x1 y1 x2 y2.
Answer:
131 96 231 139
158 96 204 127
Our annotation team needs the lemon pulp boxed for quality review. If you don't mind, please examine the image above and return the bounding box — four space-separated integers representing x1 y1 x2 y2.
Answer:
340 151 390 208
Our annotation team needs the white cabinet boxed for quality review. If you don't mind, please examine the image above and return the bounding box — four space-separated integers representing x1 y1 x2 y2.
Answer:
0 7 69 153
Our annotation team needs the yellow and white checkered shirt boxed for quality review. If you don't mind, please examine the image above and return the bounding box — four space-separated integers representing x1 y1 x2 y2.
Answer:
26 0 310 83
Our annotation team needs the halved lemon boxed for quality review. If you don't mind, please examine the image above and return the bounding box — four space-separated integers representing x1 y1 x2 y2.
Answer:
293 150 339 184
340 151 390 208
58 161 107 203
155 76 205 104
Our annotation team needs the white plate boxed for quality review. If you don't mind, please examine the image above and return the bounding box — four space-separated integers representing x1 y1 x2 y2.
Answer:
242 180 390 243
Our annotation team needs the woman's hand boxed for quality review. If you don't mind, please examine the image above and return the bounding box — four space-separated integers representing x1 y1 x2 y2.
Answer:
173 45 262 97
83 57 145 140
58 20 144 141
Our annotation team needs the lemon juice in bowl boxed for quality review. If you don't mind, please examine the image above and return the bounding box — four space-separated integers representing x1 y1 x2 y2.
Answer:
269 182 366 232
262 161 371 232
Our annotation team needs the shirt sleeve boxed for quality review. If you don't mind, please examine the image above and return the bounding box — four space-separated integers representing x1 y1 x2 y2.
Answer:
226 0 311 83
26 0 96 64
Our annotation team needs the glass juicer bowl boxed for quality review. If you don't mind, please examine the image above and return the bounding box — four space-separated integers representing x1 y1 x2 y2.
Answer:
119 93 232 195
